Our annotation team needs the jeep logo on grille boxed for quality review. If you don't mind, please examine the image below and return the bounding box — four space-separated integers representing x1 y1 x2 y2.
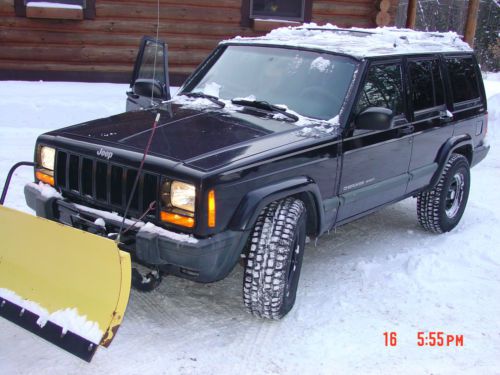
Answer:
97 148 113 160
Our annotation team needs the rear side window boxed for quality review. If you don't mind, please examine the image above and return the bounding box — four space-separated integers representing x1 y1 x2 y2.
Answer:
356 63 404 115
409 60 445 111
446 57 480 103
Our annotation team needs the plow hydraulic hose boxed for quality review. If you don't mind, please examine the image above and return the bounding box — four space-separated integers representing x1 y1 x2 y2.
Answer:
0 161 36 205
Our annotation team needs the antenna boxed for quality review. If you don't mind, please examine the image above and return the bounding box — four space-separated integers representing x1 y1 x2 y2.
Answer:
150 0 161 106
117 0 162 243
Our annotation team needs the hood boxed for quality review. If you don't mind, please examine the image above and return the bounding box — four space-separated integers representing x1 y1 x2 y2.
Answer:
49 102 339 171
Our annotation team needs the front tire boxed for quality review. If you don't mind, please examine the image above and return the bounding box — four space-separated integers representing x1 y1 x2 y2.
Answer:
243 197 306 319
417 153 470 233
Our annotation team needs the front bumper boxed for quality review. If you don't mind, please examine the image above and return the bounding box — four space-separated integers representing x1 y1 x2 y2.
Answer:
25 184 248 283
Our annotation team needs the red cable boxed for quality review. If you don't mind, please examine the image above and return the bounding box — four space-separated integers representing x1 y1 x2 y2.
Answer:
117 112 161 242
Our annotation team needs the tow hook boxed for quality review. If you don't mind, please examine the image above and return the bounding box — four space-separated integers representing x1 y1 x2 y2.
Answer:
131 267 162 292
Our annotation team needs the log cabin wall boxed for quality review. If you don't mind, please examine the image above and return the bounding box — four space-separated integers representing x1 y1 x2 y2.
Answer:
0 0 400 85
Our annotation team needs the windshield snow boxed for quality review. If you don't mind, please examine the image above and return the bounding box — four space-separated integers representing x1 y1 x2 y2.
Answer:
185 45 357 121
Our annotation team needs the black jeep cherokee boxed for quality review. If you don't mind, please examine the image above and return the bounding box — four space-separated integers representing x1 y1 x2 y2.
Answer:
25 26 490 319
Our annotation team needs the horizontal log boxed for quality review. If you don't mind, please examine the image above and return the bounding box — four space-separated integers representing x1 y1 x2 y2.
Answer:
0 45 210 65
0 60 196 74
0 29 220 50
313 2 375 17
101 0 242 9
253 19 301 33
0 61 131 73
0 17 256 38
95 3 241 23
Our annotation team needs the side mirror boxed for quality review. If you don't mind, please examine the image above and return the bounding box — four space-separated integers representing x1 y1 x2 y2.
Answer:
355 107 393 131
133 79 164 99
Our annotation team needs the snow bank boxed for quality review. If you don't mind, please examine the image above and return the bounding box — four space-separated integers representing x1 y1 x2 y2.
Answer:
225 23 472 58
0 288 103 344
483 72 500 140
486 92 500 140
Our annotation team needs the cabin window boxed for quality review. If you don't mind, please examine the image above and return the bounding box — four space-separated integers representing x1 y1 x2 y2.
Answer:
251 0 304 21
241 0 312 27
14 0 96 20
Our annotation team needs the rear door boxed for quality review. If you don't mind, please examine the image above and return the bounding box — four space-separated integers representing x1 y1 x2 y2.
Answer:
406 57 454 193
126 36 170 111
445 55 487 148
337 60 413 221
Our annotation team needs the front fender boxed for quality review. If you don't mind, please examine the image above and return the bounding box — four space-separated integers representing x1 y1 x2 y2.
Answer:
228 176 323 234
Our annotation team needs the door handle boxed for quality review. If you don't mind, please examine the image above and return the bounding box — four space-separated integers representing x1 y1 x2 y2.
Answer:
126 91 140 99
398 125 414 135
439 110 454 122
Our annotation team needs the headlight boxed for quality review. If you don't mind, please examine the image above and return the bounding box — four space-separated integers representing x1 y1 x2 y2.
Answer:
40 146 55 171
170 181 196 212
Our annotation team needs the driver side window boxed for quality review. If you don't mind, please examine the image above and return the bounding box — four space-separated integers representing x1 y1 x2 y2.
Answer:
355 63 404 117
137 40 166 86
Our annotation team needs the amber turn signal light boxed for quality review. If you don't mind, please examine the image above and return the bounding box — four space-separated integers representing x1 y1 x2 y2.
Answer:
160 211 195 228
208 190 216 228
35 171 54 186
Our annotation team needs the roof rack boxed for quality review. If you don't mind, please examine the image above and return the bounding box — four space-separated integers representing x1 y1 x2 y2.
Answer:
297 27 374 37
223 24 472 58
384 28 464 39
299 26 464 41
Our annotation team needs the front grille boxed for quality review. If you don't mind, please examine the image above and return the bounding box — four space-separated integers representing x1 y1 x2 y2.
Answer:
55 150 159 217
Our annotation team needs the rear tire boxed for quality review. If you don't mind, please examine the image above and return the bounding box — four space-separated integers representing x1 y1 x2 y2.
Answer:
243 197 306 319
417 153 470 233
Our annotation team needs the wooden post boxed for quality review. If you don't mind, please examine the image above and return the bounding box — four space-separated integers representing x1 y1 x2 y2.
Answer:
464 0 480 47
406 0 417 29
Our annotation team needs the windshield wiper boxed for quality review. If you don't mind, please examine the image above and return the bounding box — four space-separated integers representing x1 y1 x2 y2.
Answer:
181 92 225 108
230 98 299 122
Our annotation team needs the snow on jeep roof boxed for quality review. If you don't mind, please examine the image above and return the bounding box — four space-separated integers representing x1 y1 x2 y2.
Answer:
223 23 472 58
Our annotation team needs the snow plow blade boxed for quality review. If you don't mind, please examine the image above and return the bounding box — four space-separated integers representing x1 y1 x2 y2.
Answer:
0 205 131 362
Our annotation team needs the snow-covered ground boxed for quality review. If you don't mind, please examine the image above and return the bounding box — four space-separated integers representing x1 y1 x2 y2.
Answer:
0 76 499 374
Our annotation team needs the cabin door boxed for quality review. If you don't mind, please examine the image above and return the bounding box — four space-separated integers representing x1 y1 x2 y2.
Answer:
126 36 170 111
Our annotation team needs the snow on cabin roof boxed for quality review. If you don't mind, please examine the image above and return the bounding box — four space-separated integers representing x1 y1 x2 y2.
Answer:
222 23 472 58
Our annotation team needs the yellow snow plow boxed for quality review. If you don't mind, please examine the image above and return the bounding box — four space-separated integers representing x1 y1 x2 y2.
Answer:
0 204 131 361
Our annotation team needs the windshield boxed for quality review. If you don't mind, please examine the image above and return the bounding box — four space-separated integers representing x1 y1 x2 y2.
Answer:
184 45 357 121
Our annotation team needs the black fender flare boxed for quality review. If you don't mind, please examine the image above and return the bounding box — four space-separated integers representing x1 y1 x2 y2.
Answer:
429 134 473 188
228 176 324 235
